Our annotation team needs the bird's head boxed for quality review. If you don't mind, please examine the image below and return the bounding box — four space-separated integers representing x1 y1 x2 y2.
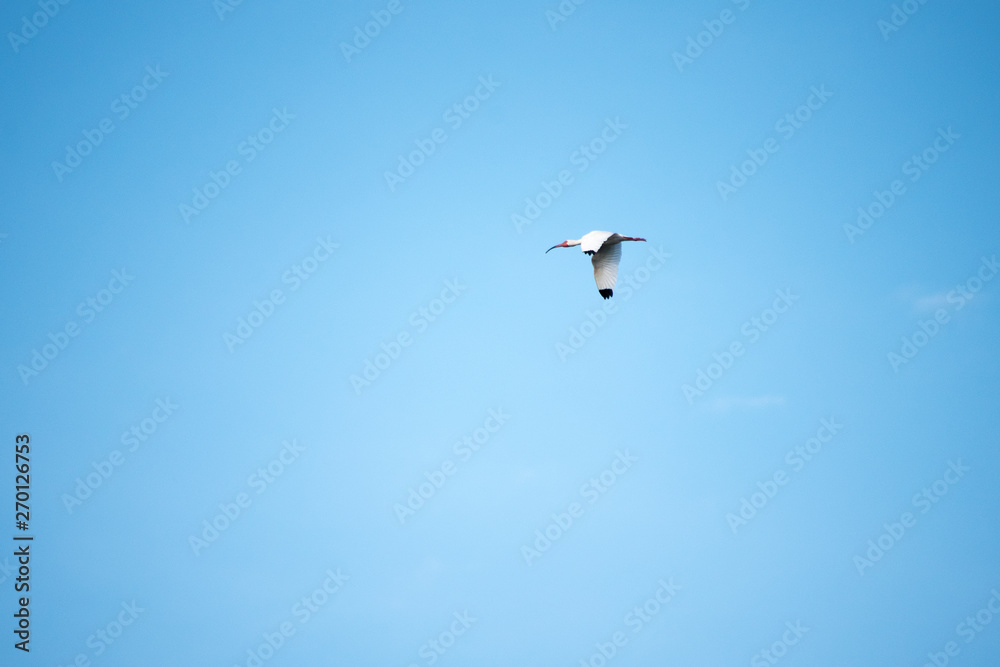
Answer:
545 240 574 253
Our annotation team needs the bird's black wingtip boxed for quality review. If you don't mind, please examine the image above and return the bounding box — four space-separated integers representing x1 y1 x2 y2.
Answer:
599 289 613 299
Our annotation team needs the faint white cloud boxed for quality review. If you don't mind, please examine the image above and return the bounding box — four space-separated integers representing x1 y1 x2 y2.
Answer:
895 285 950 313
913 292 950 312
903 287 990 314
514 469 536 485
415 557 444 586
707 395 786 413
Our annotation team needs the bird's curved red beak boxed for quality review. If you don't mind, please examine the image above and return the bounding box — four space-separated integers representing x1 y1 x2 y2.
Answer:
546 241 569 253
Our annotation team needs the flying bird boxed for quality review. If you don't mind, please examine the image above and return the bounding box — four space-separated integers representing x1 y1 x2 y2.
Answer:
546 231 646 299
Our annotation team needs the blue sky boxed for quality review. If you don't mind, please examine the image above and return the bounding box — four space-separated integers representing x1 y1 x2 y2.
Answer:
2 0 1000 665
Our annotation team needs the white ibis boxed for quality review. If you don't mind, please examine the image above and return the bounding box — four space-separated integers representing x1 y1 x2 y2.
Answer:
546 231 646 299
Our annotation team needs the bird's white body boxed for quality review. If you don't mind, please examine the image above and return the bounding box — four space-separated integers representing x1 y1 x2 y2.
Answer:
546 230 646 299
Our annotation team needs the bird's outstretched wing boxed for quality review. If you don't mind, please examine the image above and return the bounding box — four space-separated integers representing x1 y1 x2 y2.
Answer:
591 241 621 299
580 231 615 254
